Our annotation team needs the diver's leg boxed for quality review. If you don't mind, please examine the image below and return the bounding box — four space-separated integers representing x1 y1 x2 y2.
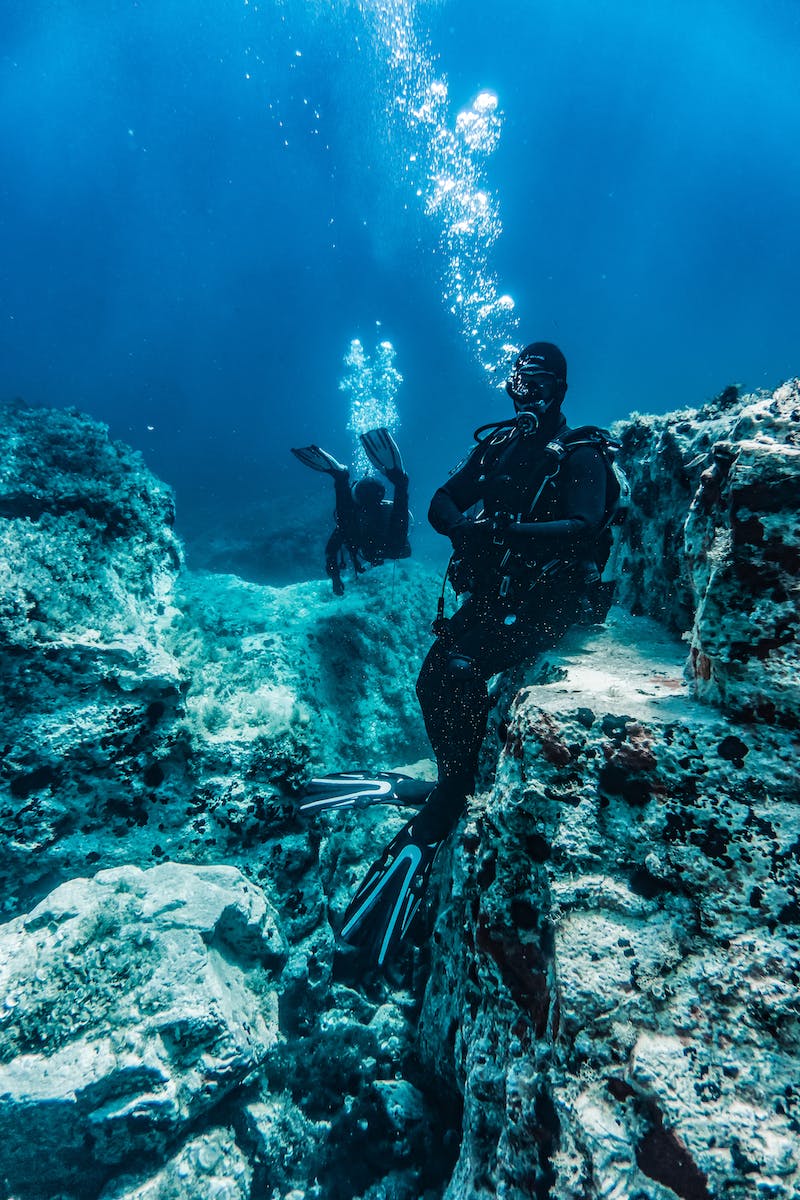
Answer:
332 469 356 528
416 641 488 788
324 530 345 595
385 472 410 555
414 595 569 841
341 591 583 965
331 470 364 571
414 614 493 841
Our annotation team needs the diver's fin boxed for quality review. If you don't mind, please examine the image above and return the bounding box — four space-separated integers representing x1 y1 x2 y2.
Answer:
291 445 347 474
299 771 432 814
359 428 404 479
339 819 443 966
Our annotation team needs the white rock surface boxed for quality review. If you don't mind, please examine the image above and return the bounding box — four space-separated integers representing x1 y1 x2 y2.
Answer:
0 863 283 1196
99 1127 252 1200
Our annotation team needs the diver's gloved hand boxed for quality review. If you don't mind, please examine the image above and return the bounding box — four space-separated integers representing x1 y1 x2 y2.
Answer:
331 573 345 596
386 467 408 487
450 518 491 556
490 512 513 542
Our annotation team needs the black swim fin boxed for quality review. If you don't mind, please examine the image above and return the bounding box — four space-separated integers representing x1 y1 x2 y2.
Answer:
291 445 347 474
299 771 432 814
359 428 404 479
339 818 443 966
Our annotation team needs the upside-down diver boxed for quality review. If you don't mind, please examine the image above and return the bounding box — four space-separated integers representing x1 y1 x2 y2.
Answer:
291 428 410 596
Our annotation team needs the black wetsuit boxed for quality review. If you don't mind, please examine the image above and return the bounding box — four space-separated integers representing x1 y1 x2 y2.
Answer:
414 410 607 841
325 471 411 591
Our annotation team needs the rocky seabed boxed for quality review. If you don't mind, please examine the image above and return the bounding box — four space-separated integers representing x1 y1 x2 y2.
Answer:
0 387 798 1199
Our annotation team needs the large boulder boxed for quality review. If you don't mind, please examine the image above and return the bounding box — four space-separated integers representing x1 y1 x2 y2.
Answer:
419 611 800 1199
0 863 284 1198
0 402 186 917
610 380 800 725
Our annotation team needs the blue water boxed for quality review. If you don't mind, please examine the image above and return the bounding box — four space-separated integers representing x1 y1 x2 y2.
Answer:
2 0 798 564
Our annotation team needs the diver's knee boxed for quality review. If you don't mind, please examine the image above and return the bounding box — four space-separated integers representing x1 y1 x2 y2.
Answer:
417 643 482 704
444 651 481 685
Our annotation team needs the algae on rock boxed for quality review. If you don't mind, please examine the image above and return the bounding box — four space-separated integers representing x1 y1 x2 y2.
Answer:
0 863 283 1198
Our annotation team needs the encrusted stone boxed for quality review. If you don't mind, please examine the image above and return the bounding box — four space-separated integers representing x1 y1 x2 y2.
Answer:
0 864 283 1197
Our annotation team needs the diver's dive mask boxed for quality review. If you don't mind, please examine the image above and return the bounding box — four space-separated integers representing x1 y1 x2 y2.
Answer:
506 365 563 435
507 366 559 411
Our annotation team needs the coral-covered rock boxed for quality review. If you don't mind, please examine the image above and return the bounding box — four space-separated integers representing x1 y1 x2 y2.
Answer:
0 403 438 922
684 381 800 725
420 612 800 1199
0 863 283 1198
99 1128 252 1200
610 380 800 725
166 563 438 783
0 400 181 647
0 403 452 1198
0 402 188 915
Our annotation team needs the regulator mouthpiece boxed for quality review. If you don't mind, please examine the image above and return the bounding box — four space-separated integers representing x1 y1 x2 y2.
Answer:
515 410 540 437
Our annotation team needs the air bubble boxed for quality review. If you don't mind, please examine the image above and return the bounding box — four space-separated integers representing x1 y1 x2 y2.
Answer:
360 3 518 375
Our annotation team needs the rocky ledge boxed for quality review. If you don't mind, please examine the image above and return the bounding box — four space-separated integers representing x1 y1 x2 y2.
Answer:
420 611 799 1199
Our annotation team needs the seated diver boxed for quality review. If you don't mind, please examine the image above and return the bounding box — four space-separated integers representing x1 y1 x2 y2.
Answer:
291 429 410 596
311 342 614 966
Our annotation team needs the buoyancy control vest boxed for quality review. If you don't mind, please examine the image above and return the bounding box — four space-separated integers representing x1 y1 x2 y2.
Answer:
538 425 630 570
436 422 629 626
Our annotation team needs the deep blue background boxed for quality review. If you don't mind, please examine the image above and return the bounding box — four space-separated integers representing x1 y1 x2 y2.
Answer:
2 0 798 569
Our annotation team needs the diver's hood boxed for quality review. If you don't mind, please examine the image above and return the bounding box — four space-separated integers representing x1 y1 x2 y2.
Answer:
353 476 385 505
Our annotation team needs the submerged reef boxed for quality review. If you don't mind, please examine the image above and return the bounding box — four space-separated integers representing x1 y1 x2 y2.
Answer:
610 380 800 725
0 387 798 1199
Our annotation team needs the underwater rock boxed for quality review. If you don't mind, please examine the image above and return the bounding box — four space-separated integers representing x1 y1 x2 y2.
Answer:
0 401 187 917
610 379 800 725
167 562 437 785
0 402 438 921
244 967 457 1200
0 400 181 649
99 1127 252 1200
420 610 800 1199
2 388 799 1199
0 863 283 1198
684 381 800 725
0 401 449 1199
